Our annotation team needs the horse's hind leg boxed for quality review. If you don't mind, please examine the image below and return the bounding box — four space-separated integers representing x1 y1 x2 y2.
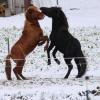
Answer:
74 58 82 78
13 60 26 80
39 36 49 51
19 71 27 80
13 67 21 80
64 58 73 79
52 47 60 65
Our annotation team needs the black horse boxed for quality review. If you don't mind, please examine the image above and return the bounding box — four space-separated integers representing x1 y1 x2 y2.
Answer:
40 7 87 78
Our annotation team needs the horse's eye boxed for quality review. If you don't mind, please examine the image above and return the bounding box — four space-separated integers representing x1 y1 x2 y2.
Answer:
28 9 32 14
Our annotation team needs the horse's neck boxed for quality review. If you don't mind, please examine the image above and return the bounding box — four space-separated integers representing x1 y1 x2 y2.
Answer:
31 20 40 27
52 19 68 32
26 19 40 27
52 20 59 32
25 20 40 28
23 20 41 34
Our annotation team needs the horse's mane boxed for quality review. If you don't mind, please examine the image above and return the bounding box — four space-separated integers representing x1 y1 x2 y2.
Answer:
58 8 69 29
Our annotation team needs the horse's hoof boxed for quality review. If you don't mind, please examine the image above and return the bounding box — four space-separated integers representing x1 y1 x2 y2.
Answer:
37 42 43 46
76 75 82 78
23 78 28 80
17 78 22 80
48 63 51 65
20 77 28 80
64 76 68 79
8 78 12 80
55 59 60 65
47 62 51 65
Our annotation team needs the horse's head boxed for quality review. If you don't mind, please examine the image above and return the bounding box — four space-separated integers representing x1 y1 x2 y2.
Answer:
40 7 69 29
0 3 6 16
25 4 44 22
40 7 62 18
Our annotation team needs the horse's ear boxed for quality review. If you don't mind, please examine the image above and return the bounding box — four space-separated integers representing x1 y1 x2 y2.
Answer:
25 9 32 20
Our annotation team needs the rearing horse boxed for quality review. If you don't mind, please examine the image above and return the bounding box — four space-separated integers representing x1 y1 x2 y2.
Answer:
5 5 49 80
40 7 87 78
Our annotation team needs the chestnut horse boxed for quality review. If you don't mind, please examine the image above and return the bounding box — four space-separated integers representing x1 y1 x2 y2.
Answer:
5 5 49 80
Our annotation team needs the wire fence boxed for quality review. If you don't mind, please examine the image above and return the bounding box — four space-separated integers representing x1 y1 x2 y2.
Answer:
0 56 100 80
0 55 99 66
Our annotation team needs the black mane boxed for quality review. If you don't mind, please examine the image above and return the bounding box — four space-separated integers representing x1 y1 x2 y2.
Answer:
56 8 69 29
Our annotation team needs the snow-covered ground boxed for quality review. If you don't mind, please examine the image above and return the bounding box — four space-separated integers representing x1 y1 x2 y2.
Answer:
0 78 100 100
0 0 100 100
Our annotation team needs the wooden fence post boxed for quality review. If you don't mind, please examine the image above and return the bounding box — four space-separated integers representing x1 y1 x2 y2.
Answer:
57 0 59 5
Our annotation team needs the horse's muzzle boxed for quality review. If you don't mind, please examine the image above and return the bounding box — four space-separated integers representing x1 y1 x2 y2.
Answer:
39 12 45 19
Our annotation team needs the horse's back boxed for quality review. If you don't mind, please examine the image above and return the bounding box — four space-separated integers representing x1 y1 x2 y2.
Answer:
54 30 81 55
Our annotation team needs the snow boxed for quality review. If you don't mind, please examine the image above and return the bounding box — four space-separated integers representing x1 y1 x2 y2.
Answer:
0 14 25 28
0 79 100 100
0 0 100 100
59 0 100 27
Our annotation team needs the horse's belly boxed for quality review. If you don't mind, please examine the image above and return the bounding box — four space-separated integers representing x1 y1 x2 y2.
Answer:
55 40 66 53
25 44 37 55
20 37 39 53
11 44 25 60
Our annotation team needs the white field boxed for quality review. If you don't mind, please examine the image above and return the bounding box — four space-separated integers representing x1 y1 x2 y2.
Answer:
0 0 100 100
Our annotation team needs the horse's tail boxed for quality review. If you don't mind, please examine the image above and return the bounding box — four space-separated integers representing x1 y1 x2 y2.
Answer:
75 50 87 78
5 54 12 80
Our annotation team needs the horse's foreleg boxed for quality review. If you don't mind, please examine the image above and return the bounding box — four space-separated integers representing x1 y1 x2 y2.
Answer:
47 42 54 65
39 36 49 51
52 47 60 65
38 41 45 46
